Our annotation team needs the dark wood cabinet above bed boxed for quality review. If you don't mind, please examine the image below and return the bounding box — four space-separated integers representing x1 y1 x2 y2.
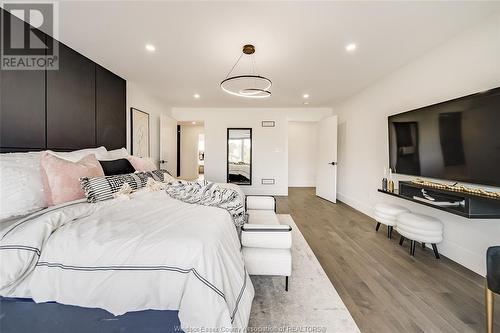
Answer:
47 42 96 150
96 65 127 150
0 12 46 150
0 8 126 153
0 65 46 150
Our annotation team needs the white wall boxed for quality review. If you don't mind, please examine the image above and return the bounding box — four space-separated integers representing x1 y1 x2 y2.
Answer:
180 125 204 180
126 82 172 167
334 15 500 276
172 108 332 196
288 121 318 187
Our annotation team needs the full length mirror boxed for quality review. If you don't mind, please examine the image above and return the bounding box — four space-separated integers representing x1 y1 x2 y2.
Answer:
227 128 252 185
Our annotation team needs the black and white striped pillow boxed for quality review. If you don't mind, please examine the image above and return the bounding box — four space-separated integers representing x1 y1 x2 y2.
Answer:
80 170 170 203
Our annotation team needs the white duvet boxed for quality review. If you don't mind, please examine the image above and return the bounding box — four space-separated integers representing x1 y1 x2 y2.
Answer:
0 189 254 330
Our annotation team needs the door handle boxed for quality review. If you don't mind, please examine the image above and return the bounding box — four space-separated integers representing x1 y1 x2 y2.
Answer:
328 162 337 165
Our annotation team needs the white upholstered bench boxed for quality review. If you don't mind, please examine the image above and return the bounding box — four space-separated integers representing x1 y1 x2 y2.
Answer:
241 196 292 291
374 203 409 239
397 212 443 259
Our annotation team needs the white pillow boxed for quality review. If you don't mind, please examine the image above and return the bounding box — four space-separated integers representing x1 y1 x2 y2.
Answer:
103 147 129 160
0 152 47 220
48 146 108 162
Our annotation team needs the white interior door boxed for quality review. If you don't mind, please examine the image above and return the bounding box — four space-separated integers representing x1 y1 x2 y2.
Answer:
180 125 204 180
160 115 178 175
315 115 338 203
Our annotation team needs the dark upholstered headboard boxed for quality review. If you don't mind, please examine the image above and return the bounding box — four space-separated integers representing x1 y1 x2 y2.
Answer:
0 9 126 153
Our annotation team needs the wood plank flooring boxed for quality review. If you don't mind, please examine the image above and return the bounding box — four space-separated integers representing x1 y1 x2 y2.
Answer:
276 187 499 333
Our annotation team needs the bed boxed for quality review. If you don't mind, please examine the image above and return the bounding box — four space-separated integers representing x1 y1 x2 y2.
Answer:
1 182 254 331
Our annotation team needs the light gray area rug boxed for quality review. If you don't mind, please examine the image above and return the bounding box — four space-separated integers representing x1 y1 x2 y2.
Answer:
248 214 360 333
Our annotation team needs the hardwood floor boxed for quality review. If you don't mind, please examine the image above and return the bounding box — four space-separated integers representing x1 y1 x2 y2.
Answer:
276 187 500 333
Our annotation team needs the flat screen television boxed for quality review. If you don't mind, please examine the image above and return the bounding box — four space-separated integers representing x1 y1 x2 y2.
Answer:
388 87 500 188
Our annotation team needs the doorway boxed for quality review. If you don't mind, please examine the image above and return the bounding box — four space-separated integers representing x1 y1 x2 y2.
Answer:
288 116 338 203
288 121 318 187
178 121 205 181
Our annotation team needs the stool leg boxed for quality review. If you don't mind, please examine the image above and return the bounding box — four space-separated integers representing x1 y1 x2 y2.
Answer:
399 236 405 246
410 240 416 256
387 226 393 239
375 222 381 232
431 244 440 259
285 276 289 292
486 280 494 333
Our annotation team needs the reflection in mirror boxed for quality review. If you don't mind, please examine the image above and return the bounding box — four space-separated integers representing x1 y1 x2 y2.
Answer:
227 128 252 185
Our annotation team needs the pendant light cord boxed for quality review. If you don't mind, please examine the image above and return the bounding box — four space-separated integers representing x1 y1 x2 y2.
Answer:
252 54 259 76
225 52 244 79
252 54 257 86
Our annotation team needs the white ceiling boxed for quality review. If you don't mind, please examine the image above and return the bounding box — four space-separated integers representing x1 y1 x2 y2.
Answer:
53 1 499 108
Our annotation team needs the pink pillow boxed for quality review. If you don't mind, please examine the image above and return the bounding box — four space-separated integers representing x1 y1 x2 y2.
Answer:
40 152 104 206
127 156 156 172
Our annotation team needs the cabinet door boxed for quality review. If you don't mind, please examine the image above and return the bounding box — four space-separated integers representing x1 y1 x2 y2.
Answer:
0 67 46 150
96 65 126 150
0 12 46 150
46 42 95 150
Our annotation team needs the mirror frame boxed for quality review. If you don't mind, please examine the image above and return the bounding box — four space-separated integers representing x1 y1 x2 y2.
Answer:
226 128 252 186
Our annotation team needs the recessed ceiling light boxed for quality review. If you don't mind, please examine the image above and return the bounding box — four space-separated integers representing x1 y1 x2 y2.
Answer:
303 102 309 105
192 121 196 125
145 44 156 52
303 93 310 99
193 94 200 99
345 43 357 52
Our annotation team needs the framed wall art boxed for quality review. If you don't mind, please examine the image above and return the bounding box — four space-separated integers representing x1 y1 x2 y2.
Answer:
130 107 150 157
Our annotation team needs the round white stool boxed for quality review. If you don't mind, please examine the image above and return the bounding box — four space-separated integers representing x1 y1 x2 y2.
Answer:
397 212 443 258
373 203 409 239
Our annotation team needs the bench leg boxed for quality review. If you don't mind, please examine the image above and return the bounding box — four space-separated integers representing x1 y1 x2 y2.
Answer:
387 226 393 239
399 236 405 246
422 242 426 249
410 240 416 256
375 222 381 232
432 244 440 259
285 276 289 292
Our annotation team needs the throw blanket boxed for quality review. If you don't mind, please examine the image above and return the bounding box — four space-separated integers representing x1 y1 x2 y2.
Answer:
166 180 246 227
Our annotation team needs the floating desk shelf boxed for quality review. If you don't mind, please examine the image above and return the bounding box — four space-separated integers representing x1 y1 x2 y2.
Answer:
378 181 500 219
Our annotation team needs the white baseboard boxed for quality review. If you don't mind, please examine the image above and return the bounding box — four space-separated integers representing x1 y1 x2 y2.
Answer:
288 182 316 187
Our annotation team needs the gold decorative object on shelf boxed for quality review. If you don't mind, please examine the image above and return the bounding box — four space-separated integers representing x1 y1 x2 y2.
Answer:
387 168 395 192
388 180 394 192
410 179 500 198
